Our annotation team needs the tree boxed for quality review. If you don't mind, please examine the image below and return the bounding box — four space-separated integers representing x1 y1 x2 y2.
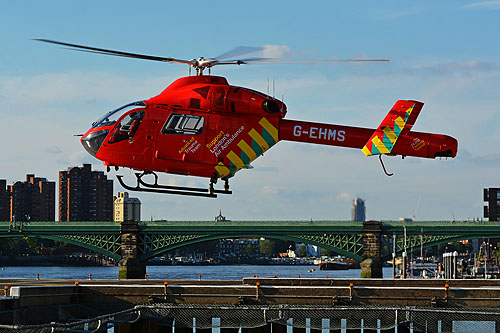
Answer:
297 245 308 257
24 237 40 255
259 239 275 256
245 243 256 256
274 240 294 253
0 238 30 256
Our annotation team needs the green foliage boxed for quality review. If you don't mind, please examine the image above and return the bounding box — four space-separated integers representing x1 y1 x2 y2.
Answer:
274 240 294 253
259 239 275 256
0 237 73 256
296 245 308 257
0 238 30 255
437 241 473 255
244 243 256 255
175 240 218 256
24 237 40 254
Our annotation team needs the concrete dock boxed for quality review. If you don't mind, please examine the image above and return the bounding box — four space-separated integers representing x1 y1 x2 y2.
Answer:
2 278 500 332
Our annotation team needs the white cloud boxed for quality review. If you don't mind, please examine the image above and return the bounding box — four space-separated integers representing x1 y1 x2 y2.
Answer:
372 7 426 20
67 151 95 166
336 192 353 202
0 71 174 110
261 185 279 196
462 1 500 10
44 146 62 154
418 60 500 76
261 45 291 59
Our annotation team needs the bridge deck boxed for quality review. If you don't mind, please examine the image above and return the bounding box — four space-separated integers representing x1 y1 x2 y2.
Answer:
2 220 500 234
1 220 499 264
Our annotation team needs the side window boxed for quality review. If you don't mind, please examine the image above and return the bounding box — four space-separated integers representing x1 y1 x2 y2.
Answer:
162 113 204 135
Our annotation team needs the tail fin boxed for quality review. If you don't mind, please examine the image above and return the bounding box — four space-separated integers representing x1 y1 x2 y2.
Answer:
362 100 424 156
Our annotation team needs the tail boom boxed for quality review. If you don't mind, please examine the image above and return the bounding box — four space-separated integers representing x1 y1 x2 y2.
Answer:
279 119 457 159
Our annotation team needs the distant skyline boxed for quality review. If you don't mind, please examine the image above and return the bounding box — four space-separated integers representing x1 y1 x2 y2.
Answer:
1 1 500 221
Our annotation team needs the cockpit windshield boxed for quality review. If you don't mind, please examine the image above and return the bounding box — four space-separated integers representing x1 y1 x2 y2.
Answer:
92 101 147 128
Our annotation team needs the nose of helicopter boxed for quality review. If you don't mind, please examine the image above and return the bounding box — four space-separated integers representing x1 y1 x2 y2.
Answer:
81 129 109 157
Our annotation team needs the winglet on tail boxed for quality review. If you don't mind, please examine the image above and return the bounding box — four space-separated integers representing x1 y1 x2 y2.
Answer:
362 100 424 156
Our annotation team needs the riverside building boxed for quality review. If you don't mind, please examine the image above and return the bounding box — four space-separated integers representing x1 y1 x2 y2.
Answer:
114 192 141 222
59 164 113 221
8 174 55 221
484 188 500 221
0 180 7 221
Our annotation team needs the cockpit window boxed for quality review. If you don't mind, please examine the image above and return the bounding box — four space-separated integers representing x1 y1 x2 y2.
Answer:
108 110 146 144
92 101 146 128
161 113 204 135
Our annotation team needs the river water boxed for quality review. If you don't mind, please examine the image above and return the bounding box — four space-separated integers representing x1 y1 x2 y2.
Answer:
0 265 395 280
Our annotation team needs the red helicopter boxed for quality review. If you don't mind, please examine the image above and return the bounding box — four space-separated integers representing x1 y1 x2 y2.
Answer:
36 40 458 198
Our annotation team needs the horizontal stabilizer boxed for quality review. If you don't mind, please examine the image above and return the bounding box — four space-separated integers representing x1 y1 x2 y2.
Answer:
362 100 424 156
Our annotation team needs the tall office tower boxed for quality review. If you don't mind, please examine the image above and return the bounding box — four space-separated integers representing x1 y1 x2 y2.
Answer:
351 197 366 222
59 164 113 221
8 174 55 221
0 180 8 221
484 188 500 221
114 192 141 222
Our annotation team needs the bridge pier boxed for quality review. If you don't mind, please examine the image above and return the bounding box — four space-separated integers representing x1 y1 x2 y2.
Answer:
360 221 382 278
119 221 146 279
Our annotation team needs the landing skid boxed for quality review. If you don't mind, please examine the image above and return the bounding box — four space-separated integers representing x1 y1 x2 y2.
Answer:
116 172 232 198
379 154 394 177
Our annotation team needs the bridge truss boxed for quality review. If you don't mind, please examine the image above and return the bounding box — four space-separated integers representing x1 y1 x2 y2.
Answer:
0 221 499 262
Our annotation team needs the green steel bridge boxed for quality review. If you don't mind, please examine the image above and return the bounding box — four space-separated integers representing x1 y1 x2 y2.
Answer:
0 220 498 262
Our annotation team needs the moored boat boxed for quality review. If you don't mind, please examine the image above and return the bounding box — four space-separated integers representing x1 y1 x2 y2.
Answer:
319 261 349 270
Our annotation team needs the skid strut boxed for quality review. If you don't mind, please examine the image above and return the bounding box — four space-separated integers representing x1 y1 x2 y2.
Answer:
116 172 232 198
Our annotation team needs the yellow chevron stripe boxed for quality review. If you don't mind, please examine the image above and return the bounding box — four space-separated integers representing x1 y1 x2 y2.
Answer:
237 140 257 161
227 151 245 170
259 117 279 142
362 145 372 156
394 116 405 131
383 126 398 144
406 105 414 116
249 129 269 151
215 163 230 178
372 136 391 154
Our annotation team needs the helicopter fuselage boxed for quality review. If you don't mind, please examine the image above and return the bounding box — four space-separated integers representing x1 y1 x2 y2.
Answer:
81 75 458 185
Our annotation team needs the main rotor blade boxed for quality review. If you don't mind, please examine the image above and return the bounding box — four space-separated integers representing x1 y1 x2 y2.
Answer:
238 59 390 64
33 39 194 66
210 58 389 67
214 57 272 66
35 39 390 71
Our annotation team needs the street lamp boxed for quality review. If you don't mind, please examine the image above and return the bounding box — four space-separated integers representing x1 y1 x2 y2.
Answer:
480 241 488 279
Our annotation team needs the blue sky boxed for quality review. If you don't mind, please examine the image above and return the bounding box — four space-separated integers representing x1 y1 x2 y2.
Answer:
1 1 499 221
